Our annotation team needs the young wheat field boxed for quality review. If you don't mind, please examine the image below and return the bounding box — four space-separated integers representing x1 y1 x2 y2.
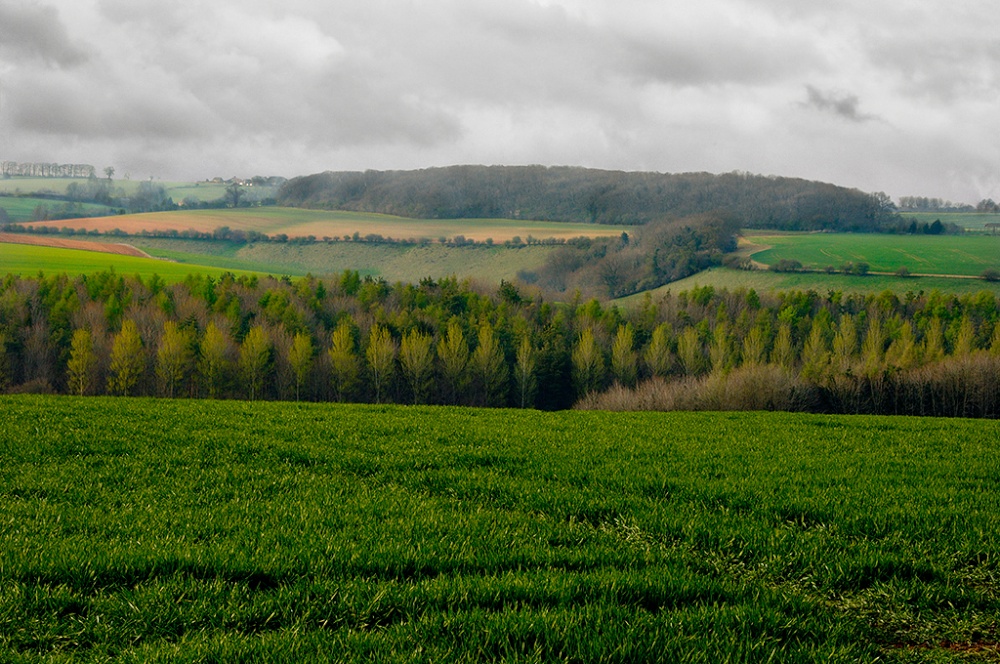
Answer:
2 396 999 662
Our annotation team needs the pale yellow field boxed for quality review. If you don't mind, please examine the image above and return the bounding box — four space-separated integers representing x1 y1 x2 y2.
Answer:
31 208 633 242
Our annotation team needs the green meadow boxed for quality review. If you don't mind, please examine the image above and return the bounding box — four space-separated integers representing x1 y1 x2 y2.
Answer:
748 232 1000 277
618 266 1000 305
0 178 233 203
0 197 114 223
2 396 999 662
135 238 552 283
0 243 259 283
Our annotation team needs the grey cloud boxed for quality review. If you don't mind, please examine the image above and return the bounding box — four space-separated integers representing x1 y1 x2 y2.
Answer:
6 68 219 141
2 0 996 204
0 2 88 67
803 86 876 122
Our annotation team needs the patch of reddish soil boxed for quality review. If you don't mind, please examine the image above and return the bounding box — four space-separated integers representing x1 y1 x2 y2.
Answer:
0 233 154 259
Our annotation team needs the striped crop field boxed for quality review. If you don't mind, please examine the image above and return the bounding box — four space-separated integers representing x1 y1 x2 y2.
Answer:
2 396 999 662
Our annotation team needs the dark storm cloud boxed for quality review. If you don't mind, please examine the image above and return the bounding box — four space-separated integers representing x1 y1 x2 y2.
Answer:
803 86 877 123
0 1 88 67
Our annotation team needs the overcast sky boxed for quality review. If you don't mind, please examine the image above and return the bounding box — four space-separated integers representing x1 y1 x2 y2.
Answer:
1 0 997 203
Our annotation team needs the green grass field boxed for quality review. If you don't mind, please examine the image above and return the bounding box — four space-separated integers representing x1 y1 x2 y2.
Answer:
2 396 999 661
901 211 1000 231
617 267 1000 305
0 243 260 283
747 231 1000 277
0 178 235 203
0 197 114 222
135 238 552 282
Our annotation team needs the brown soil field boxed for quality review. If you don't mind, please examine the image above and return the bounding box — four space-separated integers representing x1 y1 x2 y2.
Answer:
0 233 153 258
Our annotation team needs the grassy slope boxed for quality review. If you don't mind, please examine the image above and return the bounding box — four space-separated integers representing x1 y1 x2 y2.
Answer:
0 197 114 222
0 243 259 283
747 232 1000 277
618 266 1000 305
2 396 999 662
135 238 553 282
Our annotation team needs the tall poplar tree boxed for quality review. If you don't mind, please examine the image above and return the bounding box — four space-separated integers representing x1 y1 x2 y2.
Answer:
239 326 272 401
156 321 193 398
769 323 794 368
676 327 704 376
436 319 469 404
199 322 231 398
400 329 434 404
108 319 144 396
67 328 97 396
514 334 537 409
288 332 314 401
643 323 674 378
610 324 637 387
571 327 604 397
366 324 397 404
471 321 508 406
329 319 360 402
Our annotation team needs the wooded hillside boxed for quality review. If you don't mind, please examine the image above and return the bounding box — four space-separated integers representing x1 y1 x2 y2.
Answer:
3 270 999 417
278 166 897 231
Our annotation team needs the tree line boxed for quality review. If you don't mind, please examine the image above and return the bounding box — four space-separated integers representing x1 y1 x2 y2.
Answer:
2 270 1000 417
278 166 899 232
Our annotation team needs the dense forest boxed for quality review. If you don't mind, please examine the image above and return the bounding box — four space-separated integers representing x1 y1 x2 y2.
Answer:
278 166 899 231
2 270 999 418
